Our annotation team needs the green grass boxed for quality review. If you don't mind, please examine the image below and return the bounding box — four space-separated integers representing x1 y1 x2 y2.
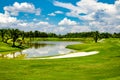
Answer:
0 42 20 53
0 41 28 54
0 38 120 80
27 37 93 41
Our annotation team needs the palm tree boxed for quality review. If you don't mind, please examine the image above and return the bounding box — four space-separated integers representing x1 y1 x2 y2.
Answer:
0 29 6 42
4 29 11 43
10 29 20 47
29 31 33 41
19 31 25 46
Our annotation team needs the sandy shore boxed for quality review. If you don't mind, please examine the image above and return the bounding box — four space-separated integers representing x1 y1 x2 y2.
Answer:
33 51 99 59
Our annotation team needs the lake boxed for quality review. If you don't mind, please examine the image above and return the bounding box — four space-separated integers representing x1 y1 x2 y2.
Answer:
0 41 81 58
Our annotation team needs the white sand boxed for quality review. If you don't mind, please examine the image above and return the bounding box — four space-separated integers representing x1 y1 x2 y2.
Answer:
37 51 99 59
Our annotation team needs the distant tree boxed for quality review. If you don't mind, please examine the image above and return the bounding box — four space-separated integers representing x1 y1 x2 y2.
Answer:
29 31 33 41
39 32 48 38
34 30 39 37
10 29 20 47
47 33 57 37
4 29 11 43
19 31 25 46
113 33 120 38
93 31 99 43
0 29 6 42
21 31 25 41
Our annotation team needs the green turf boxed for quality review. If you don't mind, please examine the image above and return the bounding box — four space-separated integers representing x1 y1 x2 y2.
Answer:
0 42 20 53
27 37 93 42
0 38 120 80
0 41 28 55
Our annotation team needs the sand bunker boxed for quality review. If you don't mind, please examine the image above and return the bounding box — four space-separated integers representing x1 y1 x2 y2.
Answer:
37 51 99 59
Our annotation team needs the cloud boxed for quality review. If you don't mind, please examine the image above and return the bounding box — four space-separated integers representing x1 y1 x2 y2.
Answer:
45 17 49 20
4 2 41 16
37 21 49 25
54 10 63 14
48 10 63 16
54 1 77 11
0 12 90 34
57 17 91 34
1 0 120 34
53 0 120 33
58 17 78 26
48 13 56 16
53 0 116 20
0 13 17 23
70 26 91 33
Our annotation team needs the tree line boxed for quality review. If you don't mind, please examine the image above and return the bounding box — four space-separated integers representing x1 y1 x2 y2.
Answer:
0 28 120 47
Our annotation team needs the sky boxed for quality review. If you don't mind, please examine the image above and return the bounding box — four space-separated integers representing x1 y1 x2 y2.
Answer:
0 0 120 34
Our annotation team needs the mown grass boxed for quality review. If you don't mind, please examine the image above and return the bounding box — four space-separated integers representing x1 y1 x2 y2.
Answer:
0 42 21 53
0 41 28 54
27 37 93 42
0 38 120 80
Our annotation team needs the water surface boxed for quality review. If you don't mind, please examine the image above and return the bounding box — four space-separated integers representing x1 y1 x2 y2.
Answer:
0 41 81 58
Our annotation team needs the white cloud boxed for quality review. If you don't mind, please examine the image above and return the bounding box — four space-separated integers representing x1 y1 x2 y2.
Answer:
58 17 77 26
18 22 27 27
0 13 18 23
54 11 63 14
48 10 63 16
53 0 120 33
116 25 120 29
57 17 91 34
4 2 41 16
33 18 37 21
70 26 91 33
54 0 116 20
37 21 49 25
45 17 49 20
1 1 120 34
48 13 56 16
0 13 91 34
54 1 77 11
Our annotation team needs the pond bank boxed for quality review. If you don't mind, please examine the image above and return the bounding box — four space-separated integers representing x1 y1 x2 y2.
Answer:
27 51 99 59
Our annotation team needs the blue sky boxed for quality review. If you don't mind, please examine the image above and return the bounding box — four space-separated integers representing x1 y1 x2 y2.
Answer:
0 0 120 34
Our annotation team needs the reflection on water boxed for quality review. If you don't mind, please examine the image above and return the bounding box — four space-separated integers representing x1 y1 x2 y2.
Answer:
0 41 80 58
27 42 53 49
0 51 26 59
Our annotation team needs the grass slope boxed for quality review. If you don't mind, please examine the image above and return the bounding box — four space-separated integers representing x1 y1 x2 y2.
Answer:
0 42 21 54
0 38 120 80
0 41 28 55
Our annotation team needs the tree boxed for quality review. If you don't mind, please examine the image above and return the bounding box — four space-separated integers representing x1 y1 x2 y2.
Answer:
34 30 39 37
18 31 25 46
4 29 10 43
29 31 33 41
10 29 20 47
47 33 57 37
0 29 6 42
93 31 99 43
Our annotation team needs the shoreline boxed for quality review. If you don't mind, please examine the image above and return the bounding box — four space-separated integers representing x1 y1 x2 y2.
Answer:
28 51 99 59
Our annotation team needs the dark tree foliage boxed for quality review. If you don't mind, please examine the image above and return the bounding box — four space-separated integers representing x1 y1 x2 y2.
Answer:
4 29 11 43
34 30 39 37
10 29 20 46
113 33 120 38
29 31 33 41
47 33 57 37
93 31 99 43
18 31 25 46
0 28 120 46
0 29 6 42
63 32 95 38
